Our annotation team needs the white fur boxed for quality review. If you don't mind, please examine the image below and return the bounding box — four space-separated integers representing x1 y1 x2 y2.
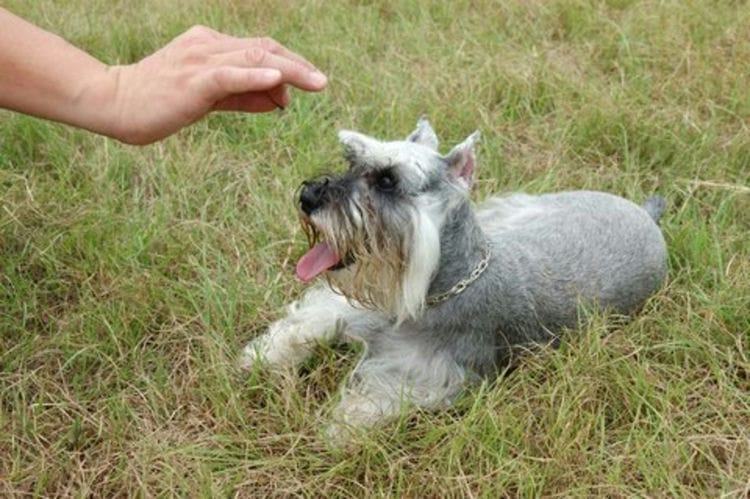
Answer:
328 328 465 441
406 117 440 151
339 129 441 188
396 194 447 322
240 284 466 443
240 287 363 370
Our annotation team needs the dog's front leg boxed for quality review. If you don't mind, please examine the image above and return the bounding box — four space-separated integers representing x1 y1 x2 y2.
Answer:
239 285 382 371
327 339 466 442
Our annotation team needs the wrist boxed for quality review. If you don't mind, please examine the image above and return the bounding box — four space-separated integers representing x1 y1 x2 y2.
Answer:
71 64 127 142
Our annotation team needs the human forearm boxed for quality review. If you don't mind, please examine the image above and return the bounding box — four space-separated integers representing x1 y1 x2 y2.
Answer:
0 8 115 136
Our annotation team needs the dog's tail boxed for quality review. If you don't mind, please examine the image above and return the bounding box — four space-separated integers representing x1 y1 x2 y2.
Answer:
642 195 667 224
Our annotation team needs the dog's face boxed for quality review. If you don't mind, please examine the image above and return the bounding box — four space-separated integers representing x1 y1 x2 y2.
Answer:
296 118 480 320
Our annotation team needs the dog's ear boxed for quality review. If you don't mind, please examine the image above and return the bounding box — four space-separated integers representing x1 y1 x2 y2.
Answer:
406 117 439 150
444 131 480 189
338 130 379 161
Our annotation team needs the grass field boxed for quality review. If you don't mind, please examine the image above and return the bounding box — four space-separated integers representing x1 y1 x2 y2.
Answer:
1 0 749 496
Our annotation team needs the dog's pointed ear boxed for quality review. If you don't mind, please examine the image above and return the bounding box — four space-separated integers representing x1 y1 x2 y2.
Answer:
338 130 378 161
444 131 480 189
406 117 439 150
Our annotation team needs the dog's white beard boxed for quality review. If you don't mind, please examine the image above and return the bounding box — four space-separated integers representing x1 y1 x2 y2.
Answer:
307 188 455 323
398 205 441 321
321 201 443 322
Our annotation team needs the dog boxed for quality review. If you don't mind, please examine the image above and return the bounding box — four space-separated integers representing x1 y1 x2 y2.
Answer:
240 118 668 439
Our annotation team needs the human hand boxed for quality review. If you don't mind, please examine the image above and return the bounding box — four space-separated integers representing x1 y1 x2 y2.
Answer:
102 26 327 145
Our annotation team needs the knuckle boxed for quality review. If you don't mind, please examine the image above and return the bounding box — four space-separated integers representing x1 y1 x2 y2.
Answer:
182 45 206 63
289 59 306 74
188 24 212 36
257 36 278 50
245 47 267 66
180 25 215 47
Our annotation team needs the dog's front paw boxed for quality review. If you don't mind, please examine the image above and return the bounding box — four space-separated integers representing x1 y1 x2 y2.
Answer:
238 334 272 371
238 320 314 372
323 419 362 447
324 391 396 445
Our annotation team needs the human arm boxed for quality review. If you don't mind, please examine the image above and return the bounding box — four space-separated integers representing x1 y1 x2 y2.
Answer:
0 8 327 144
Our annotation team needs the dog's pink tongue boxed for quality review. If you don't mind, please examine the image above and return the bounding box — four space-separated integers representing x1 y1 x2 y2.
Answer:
296 242 341 282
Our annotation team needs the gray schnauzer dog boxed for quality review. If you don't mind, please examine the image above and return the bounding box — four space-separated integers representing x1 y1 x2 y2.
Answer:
240 118 667 438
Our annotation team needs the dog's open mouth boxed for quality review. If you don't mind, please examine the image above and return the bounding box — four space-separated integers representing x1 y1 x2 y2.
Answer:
296 214 355 282
296 242 354 282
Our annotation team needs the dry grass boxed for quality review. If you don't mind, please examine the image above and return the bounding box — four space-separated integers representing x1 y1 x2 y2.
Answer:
1 0 749 496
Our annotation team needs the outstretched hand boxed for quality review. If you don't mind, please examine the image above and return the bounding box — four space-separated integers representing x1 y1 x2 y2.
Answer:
0 9 328 145
107 26 327 144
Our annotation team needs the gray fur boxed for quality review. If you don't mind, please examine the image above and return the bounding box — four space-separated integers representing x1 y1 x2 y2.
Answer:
240 119 668 440
424 190 667 375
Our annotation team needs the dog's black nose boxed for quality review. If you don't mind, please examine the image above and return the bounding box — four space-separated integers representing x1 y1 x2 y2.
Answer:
299 178 329 215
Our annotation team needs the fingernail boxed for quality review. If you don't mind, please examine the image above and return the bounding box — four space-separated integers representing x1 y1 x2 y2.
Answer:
308 71 327 87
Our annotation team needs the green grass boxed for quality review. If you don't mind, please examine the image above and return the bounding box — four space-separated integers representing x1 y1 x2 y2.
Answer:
1 0 749 496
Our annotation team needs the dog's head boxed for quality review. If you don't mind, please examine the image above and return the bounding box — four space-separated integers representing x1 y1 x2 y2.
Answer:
296 118 480 320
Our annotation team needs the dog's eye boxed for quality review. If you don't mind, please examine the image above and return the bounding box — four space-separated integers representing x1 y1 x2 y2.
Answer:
375 171 397 191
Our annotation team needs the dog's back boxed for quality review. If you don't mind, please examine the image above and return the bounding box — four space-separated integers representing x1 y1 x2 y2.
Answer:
421 191 667 376
480 190 667 328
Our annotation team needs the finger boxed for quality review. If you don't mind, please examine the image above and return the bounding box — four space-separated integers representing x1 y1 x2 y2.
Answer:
254 37 317 71
199 67 283 101
214 92 280 113
211 48 327 91
208 35 318 72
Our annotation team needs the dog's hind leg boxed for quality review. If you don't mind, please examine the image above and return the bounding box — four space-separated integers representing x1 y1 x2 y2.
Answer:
239 285 386 371
327 334 466 442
